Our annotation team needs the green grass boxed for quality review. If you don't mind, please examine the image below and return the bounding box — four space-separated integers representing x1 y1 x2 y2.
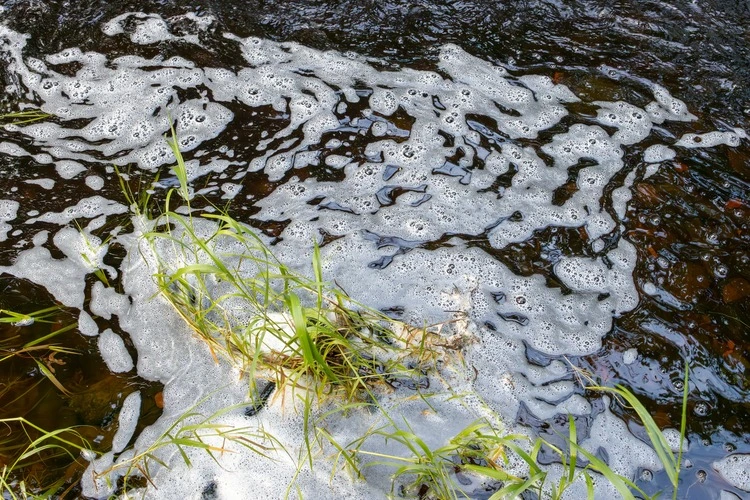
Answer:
0 309 80 396
134 134 694 499
143 135 426 407
0 418 94 499
352 418 527 500
587 361 690 500
0 131 695 499
0 307 90 498
347 395 685 500
146 209 419 403
102 395 286 495
0 110 52 126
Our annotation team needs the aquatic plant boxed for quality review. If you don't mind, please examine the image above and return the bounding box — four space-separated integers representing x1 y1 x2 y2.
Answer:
0 109 52 126
351 418 528 500
0 306 63 327
102 396 285 496
347 392 689 500
336 362 691 499
587 362 690 500
0 306 90 498
0 418 93 499
145 128 428 407
0 308 79 396
149 212 424 396
347 413 650 500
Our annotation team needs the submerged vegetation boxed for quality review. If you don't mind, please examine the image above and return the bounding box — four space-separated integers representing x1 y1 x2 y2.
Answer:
0 306 95 498
0 418 92 499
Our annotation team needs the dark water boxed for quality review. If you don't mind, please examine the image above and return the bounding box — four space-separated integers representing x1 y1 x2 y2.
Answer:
1 0 749 498
0 275 163 495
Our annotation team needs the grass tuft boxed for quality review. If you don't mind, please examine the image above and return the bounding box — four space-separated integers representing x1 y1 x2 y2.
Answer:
103 396 286 495
144 135 426 406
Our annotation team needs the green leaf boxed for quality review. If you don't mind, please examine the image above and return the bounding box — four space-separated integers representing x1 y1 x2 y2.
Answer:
568 441 638 500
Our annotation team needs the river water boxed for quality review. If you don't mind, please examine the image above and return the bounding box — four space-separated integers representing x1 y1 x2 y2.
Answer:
0 1 749 499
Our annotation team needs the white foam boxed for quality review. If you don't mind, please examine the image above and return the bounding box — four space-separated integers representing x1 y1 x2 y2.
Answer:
112 391 141 453
24 178 55 189
595 101 652 145
0 245 87 308
648 84 696 123
88 281 130 320
102 12 214 46
644 144 676 163
714 454 750 491
26 196 127 225
583 397 661 473
98 329 134 373
0 199 19 242
675 129 746 149
78 310 100 337
85 175 104 190
56 160 87 179
623 348 638 365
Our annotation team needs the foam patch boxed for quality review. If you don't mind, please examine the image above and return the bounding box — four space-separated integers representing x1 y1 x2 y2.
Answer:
98 329 134 373
0 199 19 242
714 454 750 491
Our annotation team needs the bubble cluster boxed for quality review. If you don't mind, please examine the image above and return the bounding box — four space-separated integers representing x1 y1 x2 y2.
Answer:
714 454 750 491
0 199 19 242
98 329 134 373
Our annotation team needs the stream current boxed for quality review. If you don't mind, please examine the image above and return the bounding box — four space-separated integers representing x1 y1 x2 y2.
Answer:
1 1 749 498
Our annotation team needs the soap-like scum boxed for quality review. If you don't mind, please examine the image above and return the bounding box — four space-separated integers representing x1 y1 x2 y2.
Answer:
1 11 748 499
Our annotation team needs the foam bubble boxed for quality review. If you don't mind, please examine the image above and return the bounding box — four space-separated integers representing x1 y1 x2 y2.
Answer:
0 199 19 242
85 175 105 190
649 84 697 122
23 178 54 191
644 144 676 163
0 245 88 308
714 454 750 491
112 391 141 453
675 129 746 149
98 329 134 373
26 196 127 225
623 348 638 365
78 310 100 337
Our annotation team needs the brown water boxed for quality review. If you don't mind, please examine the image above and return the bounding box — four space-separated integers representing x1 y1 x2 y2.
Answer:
0 275 163 495
1 1 749 498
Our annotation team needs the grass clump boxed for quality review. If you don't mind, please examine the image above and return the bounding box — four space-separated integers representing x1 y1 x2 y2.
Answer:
147 210 416 404
142 127 425 409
